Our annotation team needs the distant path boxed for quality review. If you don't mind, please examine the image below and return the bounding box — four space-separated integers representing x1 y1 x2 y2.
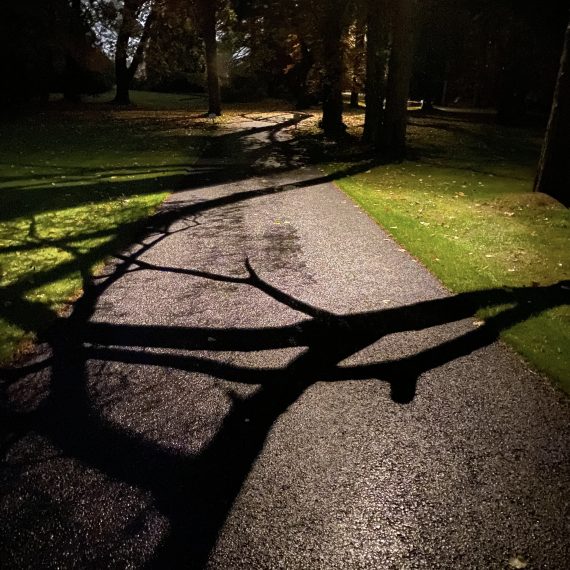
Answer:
2 114 569 569
433 104 498 115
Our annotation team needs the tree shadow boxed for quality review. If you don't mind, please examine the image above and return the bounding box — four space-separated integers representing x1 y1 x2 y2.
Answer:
0 111 377 362
0 110 376 227
1 224 568 566
408 115 542 173
1 111 568 568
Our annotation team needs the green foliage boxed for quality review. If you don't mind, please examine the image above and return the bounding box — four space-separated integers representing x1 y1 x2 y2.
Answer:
220 1 297 98
143 2 205 92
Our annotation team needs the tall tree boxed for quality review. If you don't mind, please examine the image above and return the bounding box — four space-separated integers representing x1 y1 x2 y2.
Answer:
62 0 88 101
348 19 366 108
363 0 389 144
534 15 570 207
379 0 416 159
319 0 352 137
113 0 156 104
194 0 222 115
289 40 315 109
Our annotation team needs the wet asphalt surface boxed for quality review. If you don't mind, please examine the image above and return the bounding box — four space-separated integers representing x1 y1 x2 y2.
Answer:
1 113 570 569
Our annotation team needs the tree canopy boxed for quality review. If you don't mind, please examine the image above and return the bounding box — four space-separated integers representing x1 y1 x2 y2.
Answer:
1 0 567 186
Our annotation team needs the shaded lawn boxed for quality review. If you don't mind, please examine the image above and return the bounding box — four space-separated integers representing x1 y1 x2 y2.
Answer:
0 91 318 364
333 112 570 390
0 94 209 362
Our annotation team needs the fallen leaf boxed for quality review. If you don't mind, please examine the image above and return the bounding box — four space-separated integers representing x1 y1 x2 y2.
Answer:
508 555 528 569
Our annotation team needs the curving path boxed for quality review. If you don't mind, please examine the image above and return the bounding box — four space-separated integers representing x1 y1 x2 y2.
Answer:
1 114 569 569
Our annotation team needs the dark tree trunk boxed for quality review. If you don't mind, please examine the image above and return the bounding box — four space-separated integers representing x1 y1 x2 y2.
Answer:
379 0 416 159
114 29 131 104
534 17 570 207
349 91 359 108
63 55 82 103
420 98 433 113
63 0 84 102
320 2 347 137
113 2 155 106
350 27 366 108
201 1 221 116
321 49 344 137
294 41 314 109
363 0 389 144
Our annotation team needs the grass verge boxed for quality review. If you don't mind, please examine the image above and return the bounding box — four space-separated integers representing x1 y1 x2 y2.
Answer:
334 114 570 391
0 91 209 362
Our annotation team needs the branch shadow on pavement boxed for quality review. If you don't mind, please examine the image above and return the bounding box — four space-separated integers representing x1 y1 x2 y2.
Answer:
0 109 378 364
1 112 569 568
1 231 568 567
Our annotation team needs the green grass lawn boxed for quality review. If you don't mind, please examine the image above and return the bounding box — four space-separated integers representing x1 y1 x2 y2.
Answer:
0 91 208 362
334 113 570 391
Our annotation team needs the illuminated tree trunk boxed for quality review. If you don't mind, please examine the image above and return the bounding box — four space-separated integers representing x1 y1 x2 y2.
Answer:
534 17 570 206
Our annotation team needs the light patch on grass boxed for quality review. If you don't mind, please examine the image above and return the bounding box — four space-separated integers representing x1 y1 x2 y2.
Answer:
0 94 210 362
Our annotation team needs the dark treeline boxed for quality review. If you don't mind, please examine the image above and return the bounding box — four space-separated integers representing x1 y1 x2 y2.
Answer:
0 0 568 199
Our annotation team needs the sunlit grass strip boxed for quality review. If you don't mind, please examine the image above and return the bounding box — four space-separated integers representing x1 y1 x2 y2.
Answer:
336 161 570 391
0 192 168 363
0 100 206 363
